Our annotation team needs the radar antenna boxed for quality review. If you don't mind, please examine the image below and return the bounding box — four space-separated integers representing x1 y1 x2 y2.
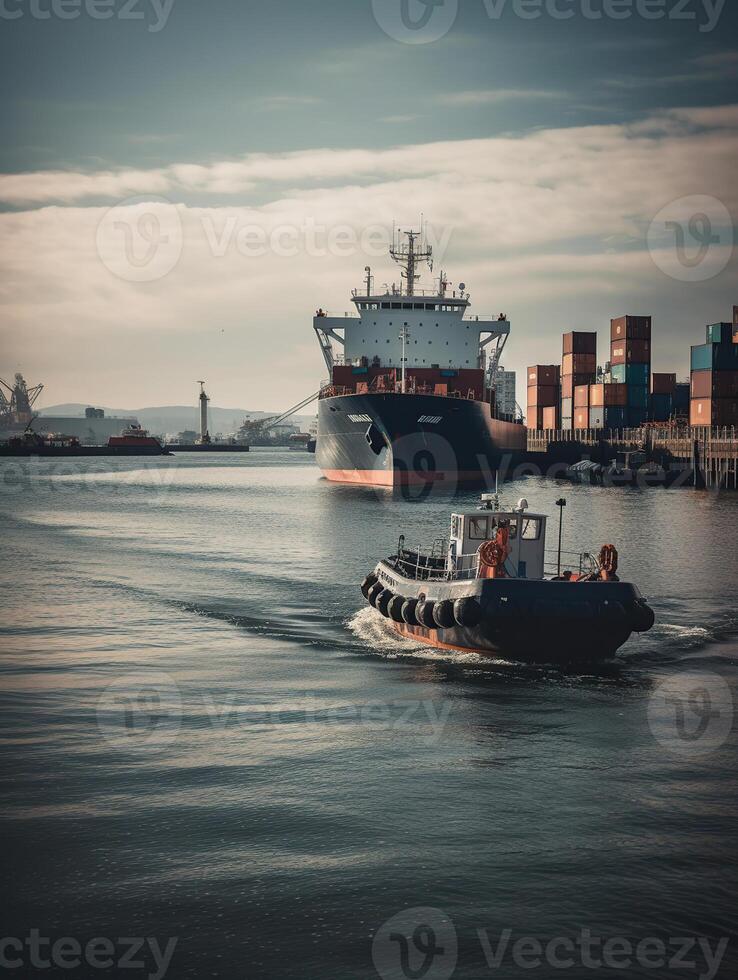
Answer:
389 226 432 297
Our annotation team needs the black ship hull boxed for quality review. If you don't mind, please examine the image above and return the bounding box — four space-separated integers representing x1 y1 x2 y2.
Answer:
317 392 526 487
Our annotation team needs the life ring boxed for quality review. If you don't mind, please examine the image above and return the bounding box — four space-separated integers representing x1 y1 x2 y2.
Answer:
361 573 378 599
454 596 482 628
599 544 619 581
477 526 510 579
433 599 455 629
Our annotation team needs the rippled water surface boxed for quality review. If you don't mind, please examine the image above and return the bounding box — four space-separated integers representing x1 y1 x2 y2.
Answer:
2 451 737 979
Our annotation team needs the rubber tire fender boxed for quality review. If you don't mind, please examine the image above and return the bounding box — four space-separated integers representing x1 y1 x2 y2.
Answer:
361 573 378 599
416 600 436 629
376 589 393 617
401 597 420 626
454 596 482 628
632 601 655 632
387 594 406 623
367 582 384 608
433 599 456 630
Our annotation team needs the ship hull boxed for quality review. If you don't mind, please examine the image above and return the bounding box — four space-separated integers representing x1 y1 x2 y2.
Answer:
317 392 525 488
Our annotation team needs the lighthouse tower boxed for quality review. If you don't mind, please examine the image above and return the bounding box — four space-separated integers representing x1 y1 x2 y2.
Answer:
197 381 211 444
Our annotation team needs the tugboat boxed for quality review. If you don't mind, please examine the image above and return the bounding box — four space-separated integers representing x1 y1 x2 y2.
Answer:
360 494 655 663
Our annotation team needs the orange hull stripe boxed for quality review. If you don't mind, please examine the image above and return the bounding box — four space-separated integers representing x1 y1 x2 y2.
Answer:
321 469 490 487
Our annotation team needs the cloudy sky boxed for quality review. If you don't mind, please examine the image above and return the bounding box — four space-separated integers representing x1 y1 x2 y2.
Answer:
1 0 736 411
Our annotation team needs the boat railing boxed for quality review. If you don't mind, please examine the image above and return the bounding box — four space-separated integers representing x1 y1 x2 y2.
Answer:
543 550 601 579
392 546 602 582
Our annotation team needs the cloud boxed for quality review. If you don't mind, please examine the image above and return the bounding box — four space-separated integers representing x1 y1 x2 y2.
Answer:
438 89 563 107
1 105 736 408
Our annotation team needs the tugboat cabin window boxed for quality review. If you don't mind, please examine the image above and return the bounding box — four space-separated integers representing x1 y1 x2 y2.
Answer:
468 517 488 540
521 518 540 540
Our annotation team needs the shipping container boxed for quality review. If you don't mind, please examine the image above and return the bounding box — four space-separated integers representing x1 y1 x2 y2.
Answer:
562 331 597 355
610 363 650 386
562 352 596 376
691 343 738 372
588 383 627 407
691 369 738 399
588 407 604 429
561 397 573 418
562 372 596 399
541 406 559 429
528 407 545 429
651 372 677 395
650 393 673 422
527 364 560 387
734 305 738 327
603 407 629 428
628 409 647 427
560 416 573 431
706 322 733 345
527 384 560 408
674 383 690 412
610 338 651 365
574 384 590 408
690 398 738 427
573 408 589 429
627 385 649 409
611 315 651 341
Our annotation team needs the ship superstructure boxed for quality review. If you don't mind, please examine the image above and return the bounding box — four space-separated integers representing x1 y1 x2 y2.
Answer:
313 228 526 486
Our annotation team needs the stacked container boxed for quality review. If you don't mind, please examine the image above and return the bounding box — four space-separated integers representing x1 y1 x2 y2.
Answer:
573 384 590 430
610 316 651 427
651 372 676 422
588 382 628 429
674 382 690 419
561 332 596 429
733 305 738 344
690 324 738 426
527 365 560 430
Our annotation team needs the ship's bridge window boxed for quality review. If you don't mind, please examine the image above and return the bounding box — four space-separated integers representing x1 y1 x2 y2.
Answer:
392 303 401 309
521 518 541 540
425 304 436 310
413 303 423 309
381 303 390 309
468 517 488 540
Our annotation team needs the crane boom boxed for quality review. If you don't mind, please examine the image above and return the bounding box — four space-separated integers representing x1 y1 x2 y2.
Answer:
239 390 320 436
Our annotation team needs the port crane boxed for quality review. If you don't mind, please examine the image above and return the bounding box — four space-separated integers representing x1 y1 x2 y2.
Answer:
238 390 320 439
0 374 44 426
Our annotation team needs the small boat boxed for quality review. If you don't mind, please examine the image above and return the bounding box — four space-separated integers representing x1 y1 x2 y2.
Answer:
360 494 655 664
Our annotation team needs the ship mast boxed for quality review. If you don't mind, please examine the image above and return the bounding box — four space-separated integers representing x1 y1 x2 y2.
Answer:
389 227 432 297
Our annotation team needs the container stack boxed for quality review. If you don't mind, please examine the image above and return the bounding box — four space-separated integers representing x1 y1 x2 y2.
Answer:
733 305 738 344
690 323 738 427
527 365 560 430
588 382 628 429
610 316 651 427
573 384 590 429
561 333 596 429
651 373 676 422
674 382 690 420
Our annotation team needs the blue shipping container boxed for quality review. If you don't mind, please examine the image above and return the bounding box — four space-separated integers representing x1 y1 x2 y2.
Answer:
691 343 738 372
706 322 733 345
651 393 673 421
627 385 649 409
611 363 650 386
603 407 628 428
628 409 647 427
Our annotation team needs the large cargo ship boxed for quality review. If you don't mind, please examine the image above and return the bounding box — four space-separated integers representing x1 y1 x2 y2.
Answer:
314 228 526 487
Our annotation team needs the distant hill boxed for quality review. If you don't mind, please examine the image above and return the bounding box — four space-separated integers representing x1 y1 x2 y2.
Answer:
37 404 316 436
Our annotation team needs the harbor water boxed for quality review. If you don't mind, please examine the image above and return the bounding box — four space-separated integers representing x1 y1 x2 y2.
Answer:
1 451 737 979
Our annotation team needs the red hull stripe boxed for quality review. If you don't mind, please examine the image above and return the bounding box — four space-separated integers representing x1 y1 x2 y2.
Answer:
321 468 492 487
392 621 488 655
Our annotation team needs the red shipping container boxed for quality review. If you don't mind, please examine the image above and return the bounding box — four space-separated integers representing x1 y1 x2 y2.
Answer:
610 338 651 365
562 352 596 376
733 304 738 327
691 369 738 399
589 383 627 407
574 384 590 408
528 384 560 408
652 372 676 395
562 373 596 399
542 406 559 429
563 331 597 356
527 364 560 387
611 315 652 341
573 408 589 428
690 398 738 427
529 407 546 429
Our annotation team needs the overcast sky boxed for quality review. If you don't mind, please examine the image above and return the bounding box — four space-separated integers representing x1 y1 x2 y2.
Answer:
1 0 736 411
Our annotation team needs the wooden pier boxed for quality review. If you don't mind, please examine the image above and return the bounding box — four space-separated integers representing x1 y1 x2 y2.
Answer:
526 426 738 490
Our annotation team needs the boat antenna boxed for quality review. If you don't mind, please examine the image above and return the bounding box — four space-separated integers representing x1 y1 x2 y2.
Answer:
389 226 432 297
555 497 567 577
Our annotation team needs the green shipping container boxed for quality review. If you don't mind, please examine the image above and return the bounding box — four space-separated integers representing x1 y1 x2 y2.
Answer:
611 363 650 386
